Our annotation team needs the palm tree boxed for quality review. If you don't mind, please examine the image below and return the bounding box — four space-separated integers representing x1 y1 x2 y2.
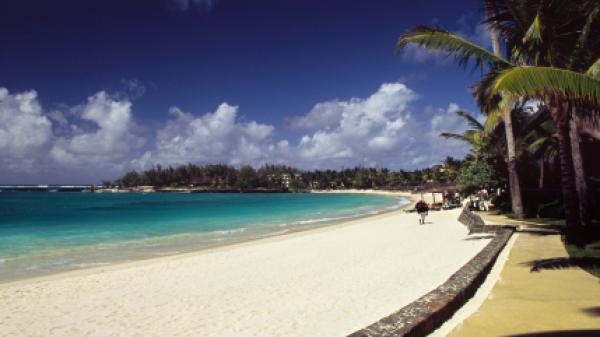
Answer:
478 65 600 234
440 110 509 160
398 1 600 233
397 26 525 218
440 111 486 153
524 118 558 190
483 0 600 228
484 0 525 219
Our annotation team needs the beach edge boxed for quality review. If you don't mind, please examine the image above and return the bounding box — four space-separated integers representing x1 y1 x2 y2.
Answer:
348 208 515 337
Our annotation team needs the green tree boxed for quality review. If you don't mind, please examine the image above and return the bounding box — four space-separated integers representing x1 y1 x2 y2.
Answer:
457 158 498 196
236 165 259 190
120 170 141 188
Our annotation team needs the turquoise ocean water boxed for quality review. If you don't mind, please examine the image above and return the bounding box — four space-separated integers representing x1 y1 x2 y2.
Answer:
0 192 407 282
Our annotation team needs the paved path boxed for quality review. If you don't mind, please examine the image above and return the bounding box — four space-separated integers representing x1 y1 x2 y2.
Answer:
447 232 600 337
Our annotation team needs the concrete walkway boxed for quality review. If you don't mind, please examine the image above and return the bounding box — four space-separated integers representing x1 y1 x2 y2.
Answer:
446 231 600 337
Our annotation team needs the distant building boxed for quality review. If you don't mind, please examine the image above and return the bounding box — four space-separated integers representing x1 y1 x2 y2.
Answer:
266 173 301 188
281 174 291 188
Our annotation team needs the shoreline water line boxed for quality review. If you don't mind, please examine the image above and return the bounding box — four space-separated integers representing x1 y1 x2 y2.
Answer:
0 192 414 284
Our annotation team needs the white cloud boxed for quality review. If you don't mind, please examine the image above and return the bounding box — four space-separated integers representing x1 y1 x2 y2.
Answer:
292 83 417 168
135 103 275 169
0 88 144 182
289 101 345 131
50 91 142 170
1 82 475 182
0 88 53 171
291 84 472 169
137 82 473 172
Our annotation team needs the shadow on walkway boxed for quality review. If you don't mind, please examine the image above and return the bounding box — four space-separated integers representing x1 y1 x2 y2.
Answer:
505 330 600 337
522 257 600 272
581 306 600 316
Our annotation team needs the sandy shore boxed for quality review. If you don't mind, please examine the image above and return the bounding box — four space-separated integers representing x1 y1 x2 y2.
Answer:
0 203 490 337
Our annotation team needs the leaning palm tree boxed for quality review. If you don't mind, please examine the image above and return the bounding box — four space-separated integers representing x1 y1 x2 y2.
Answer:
397 26 525 218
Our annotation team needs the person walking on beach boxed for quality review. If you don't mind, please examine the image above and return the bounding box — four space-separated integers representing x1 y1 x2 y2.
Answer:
415 200 429 225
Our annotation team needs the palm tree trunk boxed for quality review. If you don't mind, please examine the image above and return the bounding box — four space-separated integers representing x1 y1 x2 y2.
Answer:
539 158 544 190
570 109 590 227
485 10 524 219
550 100 580 237
503 106 525 219
485 6 501 56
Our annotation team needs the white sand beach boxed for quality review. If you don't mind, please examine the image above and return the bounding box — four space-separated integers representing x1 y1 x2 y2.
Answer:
0 206 490 337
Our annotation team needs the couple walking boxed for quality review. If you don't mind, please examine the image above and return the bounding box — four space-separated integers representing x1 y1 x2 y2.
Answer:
415 200 429 225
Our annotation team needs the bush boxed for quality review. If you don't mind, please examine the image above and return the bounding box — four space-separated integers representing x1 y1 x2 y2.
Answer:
457 157 498 196
537 200 565 218
491 192 512 213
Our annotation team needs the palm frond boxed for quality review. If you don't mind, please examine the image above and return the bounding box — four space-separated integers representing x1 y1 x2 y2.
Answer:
490 66 600 105
524 14 542 45
455 111 484 131
569 5 600 70
439 132 468 142
483 98 508 135
586 58 600 80
396 26 512 70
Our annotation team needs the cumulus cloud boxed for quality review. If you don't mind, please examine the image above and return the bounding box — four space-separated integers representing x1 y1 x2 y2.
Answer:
0 88 143 182
135 82 473 172
50 91 143 169
1 82 475 182
0 88 53 171
134 103 275 169
292 83 417 167
287 83 472 169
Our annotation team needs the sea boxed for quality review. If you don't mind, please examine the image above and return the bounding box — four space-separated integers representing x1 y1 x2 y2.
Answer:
0 192 407 282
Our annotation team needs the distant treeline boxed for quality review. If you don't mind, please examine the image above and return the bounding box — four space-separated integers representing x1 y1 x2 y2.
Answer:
109 157 466 191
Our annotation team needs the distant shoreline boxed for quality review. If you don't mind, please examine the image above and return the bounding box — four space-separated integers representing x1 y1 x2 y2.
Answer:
0 185 422 195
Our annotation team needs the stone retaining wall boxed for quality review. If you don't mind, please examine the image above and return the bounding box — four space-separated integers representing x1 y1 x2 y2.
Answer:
348 208 514 337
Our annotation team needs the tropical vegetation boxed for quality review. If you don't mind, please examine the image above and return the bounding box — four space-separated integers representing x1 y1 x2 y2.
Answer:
111 159 465 192
397 0 600 243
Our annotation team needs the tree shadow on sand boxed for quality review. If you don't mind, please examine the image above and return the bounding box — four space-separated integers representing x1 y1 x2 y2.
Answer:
504 330 600 337
522 257 600 272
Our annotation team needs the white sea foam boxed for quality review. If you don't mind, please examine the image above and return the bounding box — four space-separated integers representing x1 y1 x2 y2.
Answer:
212 228 248 235
73 262 112 268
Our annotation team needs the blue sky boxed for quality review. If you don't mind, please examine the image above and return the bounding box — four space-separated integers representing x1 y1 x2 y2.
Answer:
0 0 490 183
